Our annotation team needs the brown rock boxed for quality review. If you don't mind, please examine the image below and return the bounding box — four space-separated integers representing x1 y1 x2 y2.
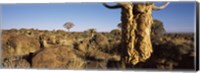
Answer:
2 58 30 68
32 46 86 69
2 34 40 59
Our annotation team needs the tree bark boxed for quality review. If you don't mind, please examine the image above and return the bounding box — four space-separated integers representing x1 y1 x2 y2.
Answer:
132 3 153 63
119 3 137 65
103 2 169 67
121 3 153 65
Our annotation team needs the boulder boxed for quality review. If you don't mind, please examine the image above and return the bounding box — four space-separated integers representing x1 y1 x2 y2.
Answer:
32 46 86 69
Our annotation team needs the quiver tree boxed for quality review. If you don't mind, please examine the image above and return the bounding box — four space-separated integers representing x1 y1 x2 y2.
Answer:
103 2 169 66
63 22 75 32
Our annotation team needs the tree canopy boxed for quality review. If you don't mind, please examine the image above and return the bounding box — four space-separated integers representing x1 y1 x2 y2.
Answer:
63 22 75 31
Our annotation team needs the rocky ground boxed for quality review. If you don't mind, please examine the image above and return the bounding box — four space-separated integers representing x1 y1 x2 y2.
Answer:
0 29 195 70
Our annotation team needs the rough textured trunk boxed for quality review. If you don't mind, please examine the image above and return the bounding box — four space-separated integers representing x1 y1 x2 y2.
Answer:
119 3 137 65
131 3 153 64
120 3 153 65
103 2 169 66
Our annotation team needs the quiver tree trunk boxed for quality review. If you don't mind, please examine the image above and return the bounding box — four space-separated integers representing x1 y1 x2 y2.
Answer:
119 3 138 65
130 3 154 64
103 2 169 66
121 3 153 65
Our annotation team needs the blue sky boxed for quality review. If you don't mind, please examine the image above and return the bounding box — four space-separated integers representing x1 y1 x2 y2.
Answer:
1 2 196 32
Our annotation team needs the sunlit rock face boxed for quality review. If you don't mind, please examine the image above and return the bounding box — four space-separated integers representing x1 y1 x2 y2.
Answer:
2 34 40 59
32 46 86 69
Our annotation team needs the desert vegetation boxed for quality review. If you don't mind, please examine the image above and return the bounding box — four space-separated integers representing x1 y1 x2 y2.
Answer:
0 24 195 70
0 2 195 70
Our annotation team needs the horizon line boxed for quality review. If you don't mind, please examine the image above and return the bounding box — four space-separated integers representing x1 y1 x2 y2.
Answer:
1 28 195 33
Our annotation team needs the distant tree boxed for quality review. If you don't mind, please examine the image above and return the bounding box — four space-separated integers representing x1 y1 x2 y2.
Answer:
87 28 96 38
151 19 166 37
63 22 75 32
117 23 122 29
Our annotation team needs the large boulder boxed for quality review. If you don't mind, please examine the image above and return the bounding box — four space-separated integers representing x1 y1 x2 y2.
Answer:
2 34 40 59
32 46 86 69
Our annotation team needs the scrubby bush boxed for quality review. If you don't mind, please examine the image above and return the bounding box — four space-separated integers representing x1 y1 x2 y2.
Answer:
135 33 194 70
85 28 97 38
110 29 121 36
91 33 109 52
151 19 166 43
151 19 166 37
73 33 120 62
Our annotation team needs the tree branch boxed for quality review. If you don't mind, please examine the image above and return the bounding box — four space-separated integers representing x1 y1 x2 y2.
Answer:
152 2 170 10
103 3 121 9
